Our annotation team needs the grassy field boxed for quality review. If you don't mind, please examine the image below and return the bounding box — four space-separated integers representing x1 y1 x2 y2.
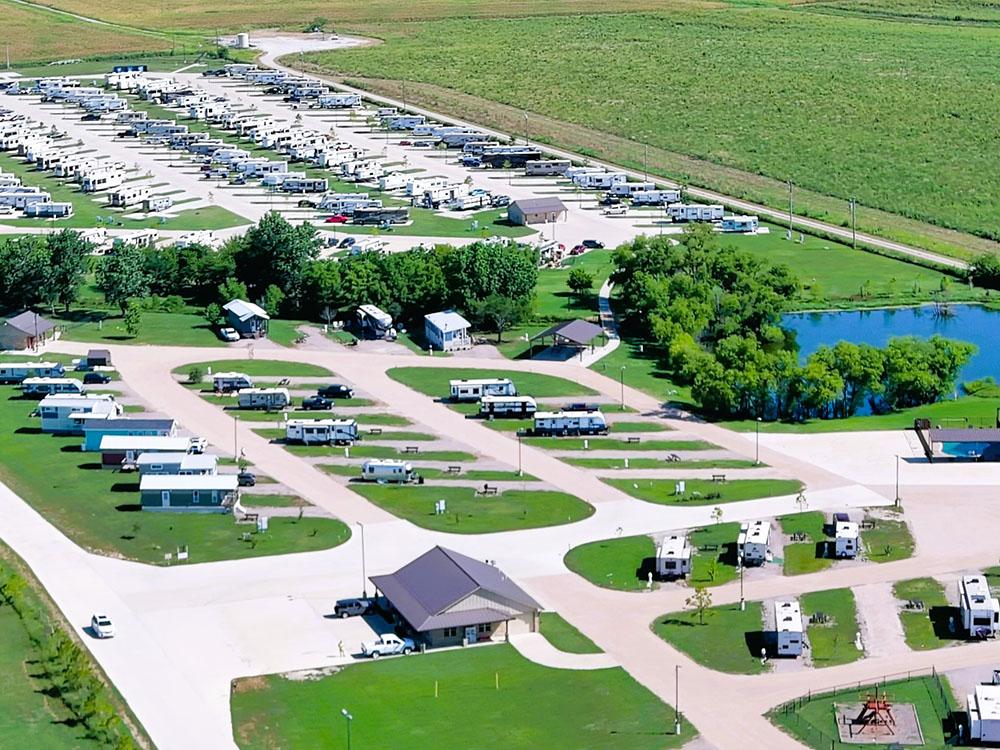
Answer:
605 478 803 507
0 389 350 564
351 483 592 533
525 437 714 452
688 523 740 588
238 494 309 508
563 535 654 592
652 601 768 675
590 340 694 406
231 644 693 750
779 512 832 576
175 360 333 377
388 366 597 398
892 577 959 650
59 310 225 347
538 612 602 654
303 8 1000 258
800 588 862 668
564 457 758 470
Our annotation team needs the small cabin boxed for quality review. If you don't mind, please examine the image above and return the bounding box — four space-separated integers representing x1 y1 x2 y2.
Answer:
139 474 238 512
222 299 269 339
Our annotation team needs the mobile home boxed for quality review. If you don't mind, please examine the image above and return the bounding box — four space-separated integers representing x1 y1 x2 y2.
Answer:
136 452 218 476
479 395 537 418
449 378 516 401
37 393 121 434
359 459 416 483
82 417 177 452
213 372 254 393
24 201 73 218
737 521 770 566
21 377 84 398
98 434 193 469
656 534 692 579
139 473 238 513
532 410 608 436
236 388 291 410
0 361 65 383
667 203 725 222
773 600 803 657
960 575 1000 639
285 418 359 445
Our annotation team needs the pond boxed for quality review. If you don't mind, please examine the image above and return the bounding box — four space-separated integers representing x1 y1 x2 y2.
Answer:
782 304 1000 382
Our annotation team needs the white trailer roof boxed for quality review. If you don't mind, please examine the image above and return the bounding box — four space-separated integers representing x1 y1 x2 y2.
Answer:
40 393 116 408
657 534 691 561
140 474 238 491
136 452 218 470
287 418 357 427
973 685 1000 722
535 410 605 420
739 520 770 545
450 378 512 387
774 600 802 634
362 458 412 470
835 521 859 540
100 435 191 452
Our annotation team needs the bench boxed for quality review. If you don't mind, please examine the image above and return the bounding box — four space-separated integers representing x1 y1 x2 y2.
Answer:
240 512 259 525
403 446 419 454
446 465 462 474
626 436 641 444
477 485 499 496
711 473 727 483
699 543 719 552
368 427 383 436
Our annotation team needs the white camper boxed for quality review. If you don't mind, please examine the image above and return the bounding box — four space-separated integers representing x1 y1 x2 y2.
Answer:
737 521 770 566
774 600 803 657
479 395 537 418
359 458 416 483
212 372 253 393
285 418 359 445
960 575 1000 639
667 203 725 222
21 377 84 397
0 361 65 384
236 388 291 410
449 378 516 401
656 534 692 579
532 410 608 436
834 521 859 558
631 189 682 206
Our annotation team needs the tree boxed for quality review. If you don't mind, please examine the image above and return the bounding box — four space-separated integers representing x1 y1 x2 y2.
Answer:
234 212 319 307
442 241 538 308
203 303 223 327
123 301 142 338
711 506 724 524
685 586 713 625
470 294 531 343
567 267 594 299
45 230 90 311
96 242 148 315
217 277 248 306
969 252 1000 290
261 284 286 317
0 236 51 310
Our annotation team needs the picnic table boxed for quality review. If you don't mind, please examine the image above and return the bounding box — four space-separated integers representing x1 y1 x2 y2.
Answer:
477 484 499 496
403 445 419 454
368 427 383 435
446 465 462 474
711 473 727 483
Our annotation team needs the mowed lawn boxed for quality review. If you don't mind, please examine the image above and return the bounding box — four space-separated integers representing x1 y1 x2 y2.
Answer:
388 367 597 398
0 391 350 564
538 612 603 654
174 360 334 377
564 534 655 592
892 577 961 651
799 588 862 668
58 310 226 347
351 484 593 533
605 478 803 507
652 602 768 675
526 437 714 452
232 645 693 750
779 512 832 577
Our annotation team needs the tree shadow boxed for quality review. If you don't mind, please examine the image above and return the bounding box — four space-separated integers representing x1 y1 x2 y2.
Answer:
658 616 697 628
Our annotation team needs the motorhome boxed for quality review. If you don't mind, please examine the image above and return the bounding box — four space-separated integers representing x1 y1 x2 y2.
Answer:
479 395 537 418
359 459 416 483
236 388 291 410
525 159 571 176
960 575 1000 638
212 372 253 393
285 418 359 445
318 193 381 215
449 378 516 401
480 149 541 169
667 203 725 222
21 377 85 397
0 361 65 383
632 189 682 206
280 176 328 193
656 534 693 579
356 304 395 340
774 600 803 657
737 521 770 566
532 410 608 436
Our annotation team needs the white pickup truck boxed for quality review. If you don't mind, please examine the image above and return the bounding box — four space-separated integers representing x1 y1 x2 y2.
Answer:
361 633 416 659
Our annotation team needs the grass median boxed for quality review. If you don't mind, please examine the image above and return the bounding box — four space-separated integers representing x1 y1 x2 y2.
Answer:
538 612 603 654
564 535 654 592
388 366 597 398
173 360 334 377
605 478 803 507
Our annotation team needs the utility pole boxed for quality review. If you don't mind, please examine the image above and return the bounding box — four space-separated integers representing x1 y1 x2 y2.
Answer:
674 665 681 735
522 112 528 146
755 417 761 465
619 366 626 408
644 143 648 181
5 44 9 71
850 196 857 250
787 180 794 238
357 522 367 598
895 454 901 507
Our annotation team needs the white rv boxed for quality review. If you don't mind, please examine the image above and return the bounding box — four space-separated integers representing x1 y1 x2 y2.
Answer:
572 171 628 190
285 418 359 445
631 189 682 206
21 377 85 397
386 115 425 129
449 378 516 401
773 600 803 657
737 521 770 566
667 203 725 222
834 521 859 558
609 181 655 197
25 201 73 218
80 169 125 193
656 534 692 579
378 172 407 192
968 684 1000 744
721 215 760 233
213 372 254 393
359 459 416 483
532 410 608 436
318 93 362 108
237 388 291 410
525 159 572 176
280 176 328 194
960 575 1000 639
0 361 65 384
108 184 150 208
479 395 537 418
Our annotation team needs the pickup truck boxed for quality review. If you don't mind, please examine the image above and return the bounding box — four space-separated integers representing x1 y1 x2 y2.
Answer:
361 633 415 659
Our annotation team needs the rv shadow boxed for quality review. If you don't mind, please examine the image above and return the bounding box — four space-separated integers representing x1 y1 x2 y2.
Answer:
76 462 102 471
638 556 658 582
114 503 142 512
59 444 82 453
14 426 42 435
929 605 964 640
745 630 769 658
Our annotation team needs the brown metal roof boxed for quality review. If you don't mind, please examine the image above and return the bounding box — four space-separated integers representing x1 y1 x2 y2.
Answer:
509 197 566 214
531 318 605 346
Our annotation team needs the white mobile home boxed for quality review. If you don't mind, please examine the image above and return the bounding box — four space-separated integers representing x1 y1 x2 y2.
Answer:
424 309 471 353
667 203 725 222
525 159 572 176
773 600 803 657
37 393 121 434
236 388 291 410
136 452 218 476
0 361 65 383
721 215 760 233
834 520 859 558
21 377 84 397
0 188 51 209
632 189 682 206
656 534 692 579
737 521 770 566
960 575 1000 639
359 459 416 483
213 372 254 393
285 418 359 445
449 378 516 401
532 410 608 437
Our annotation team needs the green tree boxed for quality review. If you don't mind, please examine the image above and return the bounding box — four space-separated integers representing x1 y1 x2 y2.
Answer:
217 277 249 305
470 293 531 343
45 230 90 312
96 242 148 315
567 267 594 299
442 240 538 308
234 212 319 307
0 236 51 310
685 586 713 625
261 284 286 317
123 301 142 338
969 252 1000 290
204 302 223 327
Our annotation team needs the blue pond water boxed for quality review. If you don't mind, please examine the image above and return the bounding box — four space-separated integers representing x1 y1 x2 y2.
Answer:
782 304 1000 382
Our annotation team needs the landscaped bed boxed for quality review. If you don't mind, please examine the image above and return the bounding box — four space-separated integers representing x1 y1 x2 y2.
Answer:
231 645 692 749
605 478 803 507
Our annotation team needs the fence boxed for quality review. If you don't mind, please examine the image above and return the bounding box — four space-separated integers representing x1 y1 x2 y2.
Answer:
769 666 959 749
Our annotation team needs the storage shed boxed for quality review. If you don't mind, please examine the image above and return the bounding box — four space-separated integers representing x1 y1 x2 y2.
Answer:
507 197 567 226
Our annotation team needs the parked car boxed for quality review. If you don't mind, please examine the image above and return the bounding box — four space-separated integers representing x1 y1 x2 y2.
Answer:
603 205 628 216
82 112 102 122
302 395 332 410
318 384 355 399
490 194 511 207
569 244 586 256
91 614 115 638
188 437 208 454
582 239 605 249
230 175 246 185
398 140 412 146
460 156 481 167
413 140 435 148
237 471 256 487
565 402 601 412
361 633 415 658
298 199 317 208
338 237 356 249
599 195 621 206
334 598 370 618
325 214 349 224
219 327 240 342
83 372 112 385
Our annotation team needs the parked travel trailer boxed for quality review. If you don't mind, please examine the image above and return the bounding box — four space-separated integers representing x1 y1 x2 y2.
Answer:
359 459 416 483
21 377 84 397
406 177 449 197
212 372 253 393
236 388 291 410
449 378 516 401
144 196 173 213
356 304 395 340
773 600 803 657
667 203 725 222
656 534 692 579
721 215 760 233
24 201 73 218
280 176 328 194
449 193 491 211
572 171 627 190
480 150 541 169
525 159 572 176
632 189 682 206
834 520 859 558
609 181 655 197
378 172 407 192
532 410 608 437
960 575 1000 638
386 115 425 129
352 207 409 225
0 361 65 383
285 418 359 445
968 683 1000 744
108 183 150 208
737 521 770 566
318 192 381 215
317 93 362 108
479 395 537 418
80 169 125 193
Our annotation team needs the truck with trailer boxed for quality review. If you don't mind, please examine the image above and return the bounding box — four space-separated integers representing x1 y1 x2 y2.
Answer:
285 418 359 445
532 410 608 436
572 171 627 190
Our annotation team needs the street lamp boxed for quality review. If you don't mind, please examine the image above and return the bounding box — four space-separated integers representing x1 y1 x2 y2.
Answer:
517 431 523 477
341 708 353 750
895 454 901 507
738 553 745 611
674 665 681 735
619 366 626 408
522 111 528 146
357 522 367 598
755 417 762 465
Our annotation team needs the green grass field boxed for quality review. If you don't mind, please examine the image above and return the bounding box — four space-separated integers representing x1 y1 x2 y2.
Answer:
231 644 692 750
58 310 225 347
563 535 654 592
238 494 309 508
351 483 592 533
525 437 714 452
0 390 350 564
388 367 597 398
689 523 740 588
175 360 333 377
770 675 958 749
800 588 862 668
538 612 603 654
892 577 960 650
779 512 833 576
605 478 803 507
863 518 916 563
563 457 758 470
590 340 694 406
652 601 768 675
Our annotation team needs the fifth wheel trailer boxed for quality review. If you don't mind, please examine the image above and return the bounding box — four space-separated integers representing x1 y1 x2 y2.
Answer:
532 410 608 436
285 419 359 445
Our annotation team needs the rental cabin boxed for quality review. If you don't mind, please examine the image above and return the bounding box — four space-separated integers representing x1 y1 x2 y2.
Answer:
99 435 192 469
38 394 122 434
82 417 177 452
136 452 218 476
222 299 270 339
424 310 471 353
139 474 238 513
